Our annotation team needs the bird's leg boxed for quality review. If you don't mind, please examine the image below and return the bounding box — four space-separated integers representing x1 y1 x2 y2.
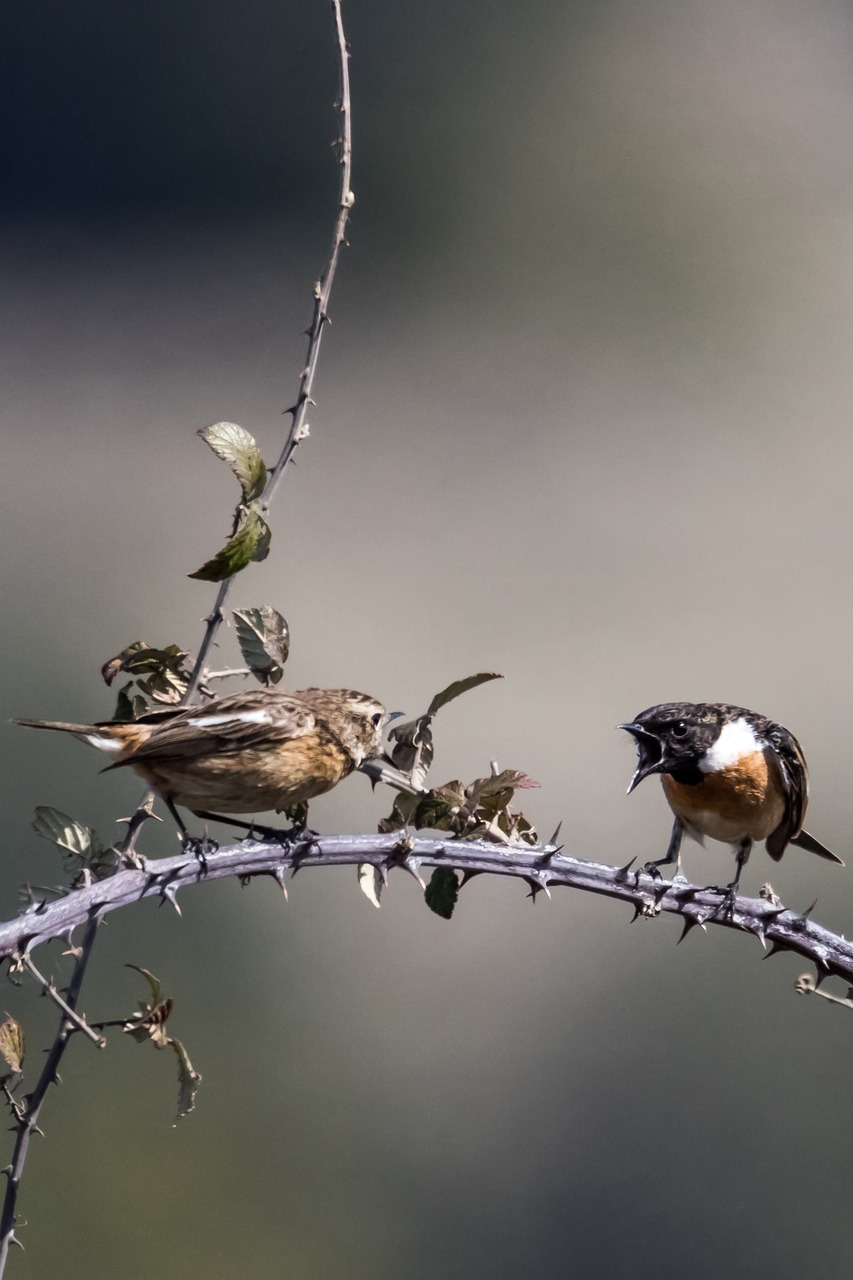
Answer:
642 817 684 880
705 836 751 914
191 810 312 850
166 798 218 865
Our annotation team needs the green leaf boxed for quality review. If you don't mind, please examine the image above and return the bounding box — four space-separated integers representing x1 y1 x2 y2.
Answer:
32 807 92 858
198 422 267 502
426 672 503 718
188 508 272 582
425 868 459 920
0 1016 25 1075
233 606 290 686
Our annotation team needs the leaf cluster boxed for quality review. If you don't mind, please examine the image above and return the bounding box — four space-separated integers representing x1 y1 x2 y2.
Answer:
122 967 201 1123
101 641 193 719
377 673 539 846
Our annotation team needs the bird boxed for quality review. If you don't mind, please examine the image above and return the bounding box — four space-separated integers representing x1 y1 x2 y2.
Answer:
619 701 842 899
17 687 389 848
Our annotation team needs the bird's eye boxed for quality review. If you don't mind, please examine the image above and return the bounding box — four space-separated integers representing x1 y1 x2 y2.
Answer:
671 721 689 739
371 712 383 727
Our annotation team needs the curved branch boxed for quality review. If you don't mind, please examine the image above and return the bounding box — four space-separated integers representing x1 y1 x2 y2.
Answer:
185 0 354 699
5 837 852 987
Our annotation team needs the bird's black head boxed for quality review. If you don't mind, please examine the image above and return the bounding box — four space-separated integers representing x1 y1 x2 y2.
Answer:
618 702 727 792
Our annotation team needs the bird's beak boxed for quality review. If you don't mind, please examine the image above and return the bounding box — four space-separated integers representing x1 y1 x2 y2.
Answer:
386 711 405 723
618 722 665 794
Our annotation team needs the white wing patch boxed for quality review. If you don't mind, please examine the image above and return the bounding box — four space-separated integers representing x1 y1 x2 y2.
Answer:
84 734 123 752
699 717 762 772
189 709 274 729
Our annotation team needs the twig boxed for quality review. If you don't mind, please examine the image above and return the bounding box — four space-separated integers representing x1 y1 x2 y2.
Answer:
0 914 99 1274
19 957 104 1044
1 837 851 986
183 0 354 702
19 956 105 1048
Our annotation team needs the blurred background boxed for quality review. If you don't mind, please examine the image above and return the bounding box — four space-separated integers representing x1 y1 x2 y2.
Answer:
3 0 853 1274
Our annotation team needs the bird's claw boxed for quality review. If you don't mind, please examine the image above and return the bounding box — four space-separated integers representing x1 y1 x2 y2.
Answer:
182 833 219 867
704 882 739 916
640 861 665 881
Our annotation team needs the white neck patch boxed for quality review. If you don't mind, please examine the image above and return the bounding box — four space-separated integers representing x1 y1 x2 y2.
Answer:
699 717 762 772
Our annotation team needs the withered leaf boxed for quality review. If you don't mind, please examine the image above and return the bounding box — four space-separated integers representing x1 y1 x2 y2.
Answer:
0 1016 25 1075
126 964 163 1010
103 643 192 713
387 716 434 787
426 672 503 718
189 506 272 582
170 1037 202 1124
198 422 267 502
377 791 421 834
425 868 459 920
233 606 290 686
357 862 383 908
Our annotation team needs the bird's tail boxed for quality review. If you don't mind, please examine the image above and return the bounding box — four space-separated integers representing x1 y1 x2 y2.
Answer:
15 718 126 754
791 828 845 866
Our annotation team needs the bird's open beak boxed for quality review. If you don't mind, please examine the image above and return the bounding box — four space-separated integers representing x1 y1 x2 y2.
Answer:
618 722 665 794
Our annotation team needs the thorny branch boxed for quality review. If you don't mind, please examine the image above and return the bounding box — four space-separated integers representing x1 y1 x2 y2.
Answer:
0 916 99 1274
3 837 852 988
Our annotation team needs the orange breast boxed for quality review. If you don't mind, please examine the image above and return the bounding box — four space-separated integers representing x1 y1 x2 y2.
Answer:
662 749 785 845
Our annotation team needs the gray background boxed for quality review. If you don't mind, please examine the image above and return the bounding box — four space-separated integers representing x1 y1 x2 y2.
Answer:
2 0 853 1275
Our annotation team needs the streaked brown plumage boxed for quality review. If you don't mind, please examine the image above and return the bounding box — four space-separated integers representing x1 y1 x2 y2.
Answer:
18 688 388 833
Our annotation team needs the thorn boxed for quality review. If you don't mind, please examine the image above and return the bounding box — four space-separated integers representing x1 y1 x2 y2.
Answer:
801 899 818 921
676 916 703 945
750 923 768 950
524 874 551 902
548 821 563 847
616 856 637 879
273 867 288 900
399 856 426 889
459 869 483 889
764 941 791 960
159 884 182 916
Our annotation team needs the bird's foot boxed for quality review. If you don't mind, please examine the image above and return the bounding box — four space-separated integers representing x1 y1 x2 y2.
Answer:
181 832 219 869
704 882 739 917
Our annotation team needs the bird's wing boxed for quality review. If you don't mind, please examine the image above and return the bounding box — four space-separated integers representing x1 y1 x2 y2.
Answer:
764 723 809 859
117 692 316 763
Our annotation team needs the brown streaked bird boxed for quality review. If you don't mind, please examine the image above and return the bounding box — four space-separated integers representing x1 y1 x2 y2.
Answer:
18 687 389 846
619 702 843 899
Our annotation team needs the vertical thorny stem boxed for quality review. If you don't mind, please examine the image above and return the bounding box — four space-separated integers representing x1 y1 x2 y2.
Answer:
0 916 99 1274
0 3 355 1270
184 0 354 700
